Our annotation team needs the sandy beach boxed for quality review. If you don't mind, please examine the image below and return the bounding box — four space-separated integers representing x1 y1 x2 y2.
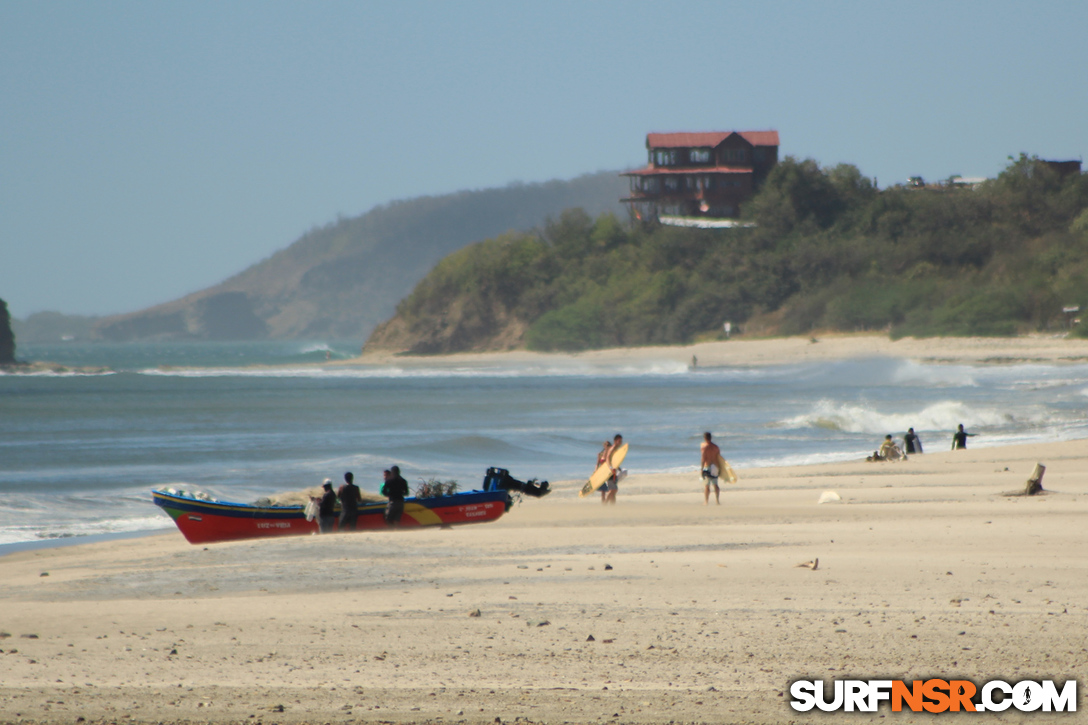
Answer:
3 430 1086 723
355 332 1088 369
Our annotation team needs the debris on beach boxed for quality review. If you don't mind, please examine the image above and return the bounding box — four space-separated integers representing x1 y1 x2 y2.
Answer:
1003 462 1047 496
468 609 481 617
817 491 841 504
795 558 819 570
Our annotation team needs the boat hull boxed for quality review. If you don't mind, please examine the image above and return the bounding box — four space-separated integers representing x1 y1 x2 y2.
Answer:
152 489 512 544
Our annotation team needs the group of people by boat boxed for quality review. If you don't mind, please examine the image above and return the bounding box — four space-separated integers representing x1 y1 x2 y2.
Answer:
312 468 409 533
868 424 977 462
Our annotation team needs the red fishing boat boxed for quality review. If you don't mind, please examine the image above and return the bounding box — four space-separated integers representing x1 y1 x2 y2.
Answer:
152 468 548 545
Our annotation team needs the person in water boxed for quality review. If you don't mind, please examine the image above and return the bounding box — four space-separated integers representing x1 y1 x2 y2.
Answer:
337 471 362 531
316 480 338 533
903 428 923 454
381 466 410 525
951 424 975 450
602 434 623 505
700 432 722 505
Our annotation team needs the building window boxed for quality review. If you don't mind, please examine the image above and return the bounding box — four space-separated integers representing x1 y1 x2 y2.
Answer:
654 149 678 166
664 177 679 191
721 148 749 163
690 148 710 163
753 148 766 162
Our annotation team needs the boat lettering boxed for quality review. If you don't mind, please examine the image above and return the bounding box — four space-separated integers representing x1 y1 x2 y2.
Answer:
256 522 292 529
188 515 202 522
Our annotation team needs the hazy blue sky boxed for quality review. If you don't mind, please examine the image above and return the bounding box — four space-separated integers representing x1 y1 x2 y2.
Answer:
2 1 1086 318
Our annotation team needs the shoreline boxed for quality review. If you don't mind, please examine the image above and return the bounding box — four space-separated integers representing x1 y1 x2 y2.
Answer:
2 437 1085 723
352 332 1088 369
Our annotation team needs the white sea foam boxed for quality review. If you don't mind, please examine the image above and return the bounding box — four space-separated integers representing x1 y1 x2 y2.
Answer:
0 515 173 547
136 360 694 380
780 399 1019 435
888 360 977 387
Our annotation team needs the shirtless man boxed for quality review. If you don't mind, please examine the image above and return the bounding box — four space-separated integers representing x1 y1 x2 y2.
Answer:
700 432 722 505
602 434 623 505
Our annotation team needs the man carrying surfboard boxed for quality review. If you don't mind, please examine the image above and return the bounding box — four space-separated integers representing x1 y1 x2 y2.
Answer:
579 435 629 500
701 432 722 505
602 434 623 504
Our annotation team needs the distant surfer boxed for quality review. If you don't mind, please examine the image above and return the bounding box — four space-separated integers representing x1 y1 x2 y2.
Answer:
700 432 721 505
903 428 923 454
602 434 623 505
382 466 410 525
951 424 975 450
338 471 362 531
315 480 338 533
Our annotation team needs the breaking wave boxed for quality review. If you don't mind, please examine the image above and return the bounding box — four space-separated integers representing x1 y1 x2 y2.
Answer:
780 399 1019 434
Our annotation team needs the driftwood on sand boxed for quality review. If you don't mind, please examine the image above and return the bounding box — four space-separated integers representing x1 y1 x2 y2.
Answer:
1003 463 1046 497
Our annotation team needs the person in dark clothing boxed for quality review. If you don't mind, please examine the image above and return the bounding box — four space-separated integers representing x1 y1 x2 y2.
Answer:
317 480 337 533
903 428 923 454
951 424 975 450
337 471 362 531
381 466 410 526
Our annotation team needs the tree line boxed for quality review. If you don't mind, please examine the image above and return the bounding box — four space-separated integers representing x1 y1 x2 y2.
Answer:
372 155 1088 353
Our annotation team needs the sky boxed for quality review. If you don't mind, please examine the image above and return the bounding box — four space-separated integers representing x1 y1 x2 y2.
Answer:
2 1 1086 318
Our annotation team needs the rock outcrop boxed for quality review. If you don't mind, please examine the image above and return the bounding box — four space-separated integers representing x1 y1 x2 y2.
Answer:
0 298 15 365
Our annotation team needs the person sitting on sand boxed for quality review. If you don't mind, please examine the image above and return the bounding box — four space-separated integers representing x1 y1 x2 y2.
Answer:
315 480 338 533
903 428 923 454
337 471 362 531
879 434 906 461
700 432 722 505
381 466 410 525
951 424 975 450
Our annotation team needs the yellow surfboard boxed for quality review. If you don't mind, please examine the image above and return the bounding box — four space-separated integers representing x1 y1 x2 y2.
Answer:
580 443 629 497
715 454 738 484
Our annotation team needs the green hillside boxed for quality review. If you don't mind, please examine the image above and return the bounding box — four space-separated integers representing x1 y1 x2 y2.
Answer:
92 172 628 341
365 155 1088 354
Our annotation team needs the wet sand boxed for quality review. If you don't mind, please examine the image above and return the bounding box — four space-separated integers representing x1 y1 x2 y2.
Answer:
2 437 1086 723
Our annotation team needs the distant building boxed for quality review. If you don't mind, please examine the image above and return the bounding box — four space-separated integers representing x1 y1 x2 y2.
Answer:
1043 159 1082 178
622 130 779 219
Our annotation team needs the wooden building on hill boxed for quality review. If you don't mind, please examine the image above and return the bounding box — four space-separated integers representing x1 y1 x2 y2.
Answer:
622 130 779 220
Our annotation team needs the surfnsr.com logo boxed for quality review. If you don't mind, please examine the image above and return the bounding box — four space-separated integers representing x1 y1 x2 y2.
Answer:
789 679 1077 713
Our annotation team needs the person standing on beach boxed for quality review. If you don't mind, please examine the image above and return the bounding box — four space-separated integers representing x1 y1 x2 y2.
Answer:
596 441 611 503
700 432 722 505
904 428 923 454
602 434 623 505
951 424 975 450
382 466 410 525
316 480 338 533
337 471 362 531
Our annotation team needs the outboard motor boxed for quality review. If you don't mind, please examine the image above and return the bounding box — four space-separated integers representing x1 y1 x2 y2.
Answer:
483 467 550 498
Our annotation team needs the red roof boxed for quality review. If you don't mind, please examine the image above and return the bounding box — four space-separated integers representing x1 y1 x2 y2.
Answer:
622 165 752 176
646 130 779 149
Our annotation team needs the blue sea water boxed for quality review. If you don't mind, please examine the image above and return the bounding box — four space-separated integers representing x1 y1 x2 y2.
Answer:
2 339 1088 548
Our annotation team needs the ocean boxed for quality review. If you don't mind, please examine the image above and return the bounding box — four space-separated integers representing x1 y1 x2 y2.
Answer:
3 339 1087 550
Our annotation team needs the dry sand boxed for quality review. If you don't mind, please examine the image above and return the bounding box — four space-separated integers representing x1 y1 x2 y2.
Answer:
3 435 1087 724
354 332 1088 369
